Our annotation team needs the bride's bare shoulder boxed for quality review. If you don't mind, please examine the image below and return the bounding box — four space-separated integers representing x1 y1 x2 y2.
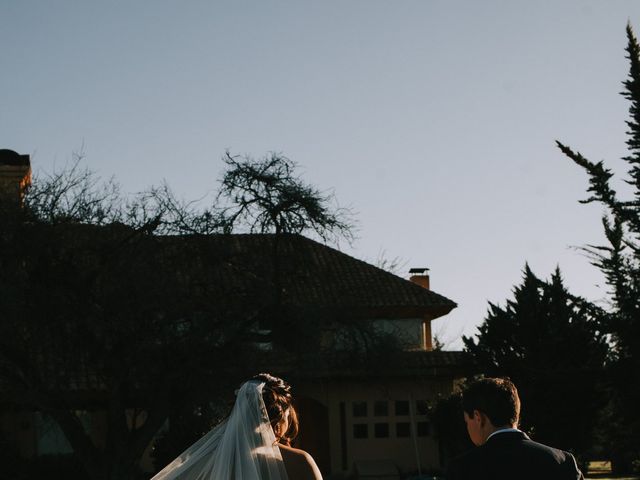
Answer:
279 444 323 480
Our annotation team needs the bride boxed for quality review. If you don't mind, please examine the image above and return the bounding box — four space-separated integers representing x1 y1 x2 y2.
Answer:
151 373 323 480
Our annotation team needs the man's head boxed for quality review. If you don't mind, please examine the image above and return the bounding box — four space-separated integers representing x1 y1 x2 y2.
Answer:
461 377 520 446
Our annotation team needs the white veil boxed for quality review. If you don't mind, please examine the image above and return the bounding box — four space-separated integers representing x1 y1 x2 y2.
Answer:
151 380 289 480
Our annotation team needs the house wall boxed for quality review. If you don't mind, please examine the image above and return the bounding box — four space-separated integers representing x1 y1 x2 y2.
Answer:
296 376 455 477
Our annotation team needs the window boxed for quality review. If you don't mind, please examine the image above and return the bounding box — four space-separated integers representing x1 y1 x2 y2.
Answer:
395 400 409 416
416 400 430 416
374 400 388 416
417 421 431 437
353 401 367 417
374 423 389 438
353 424 368 439
396 422 411 438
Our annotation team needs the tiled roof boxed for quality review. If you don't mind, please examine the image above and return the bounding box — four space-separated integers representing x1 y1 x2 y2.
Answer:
265 350 471 380
170 233 457 319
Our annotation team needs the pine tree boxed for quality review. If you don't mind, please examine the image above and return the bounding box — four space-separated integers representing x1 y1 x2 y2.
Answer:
557 23 640 473
463 266 608 460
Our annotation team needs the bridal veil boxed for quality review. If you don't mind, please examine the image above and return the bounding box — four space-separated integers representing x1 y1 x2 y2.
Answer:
151 380 289 480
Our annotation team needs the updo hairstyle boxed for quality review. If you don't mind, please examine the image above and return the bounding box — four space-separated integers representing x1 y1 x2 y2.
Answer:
252 373 299 446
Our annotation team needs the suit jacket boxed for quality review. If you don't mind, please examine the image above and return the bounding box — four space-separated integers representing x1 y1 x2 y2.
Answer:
446 431 584 480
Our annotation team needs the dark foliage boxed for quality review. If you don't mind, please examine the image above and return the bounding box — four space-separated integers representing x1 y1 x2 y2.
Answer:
556 23 640 473
8 454 91 480
0 212 265 480
432 389 474 468
0 151 355 480
150 397 231 472
463 266 608 460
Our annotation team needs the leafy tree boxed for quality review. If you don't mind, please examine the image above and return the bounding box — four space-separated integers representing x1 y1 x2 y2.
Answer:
463 265 608 460
556 23 640 472
0 151 354 480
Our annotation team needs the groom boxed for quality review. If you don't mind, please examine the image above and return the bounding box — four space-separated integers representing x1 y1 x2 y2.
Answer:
446 377 584 480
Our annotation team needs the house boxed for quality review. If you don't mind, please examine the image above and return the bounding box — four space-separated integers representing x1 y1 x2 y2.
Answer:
215 234 466 477
0 150 468 478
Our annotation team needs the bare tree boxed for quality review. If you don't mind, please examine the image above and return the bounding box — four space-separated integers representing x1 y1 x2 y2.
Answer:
218 151 354 243
1 150 356 480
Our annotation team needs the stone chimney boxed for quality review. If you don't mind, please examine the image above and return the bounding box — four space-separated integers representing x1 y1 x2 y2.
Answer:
0 149 31 206
409 267 430 289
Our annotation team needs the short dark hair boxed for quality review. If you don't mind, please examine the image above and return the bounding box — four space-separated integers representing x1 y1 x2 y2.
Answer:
461 377 520 427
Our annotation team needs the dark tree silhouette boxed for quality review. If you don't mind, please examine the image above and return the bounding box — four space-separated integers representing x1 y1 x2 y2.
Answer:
463 266 608 461
0 151 354 480
557 23 640 473
218 151 353 242
216 151 356 353
432 389 474 468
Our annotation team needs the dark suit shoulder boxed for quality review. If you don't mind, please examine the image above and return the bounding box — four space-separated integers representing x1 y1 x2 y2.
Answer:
446 432 583 480
520 437 578 464
446 446 487 480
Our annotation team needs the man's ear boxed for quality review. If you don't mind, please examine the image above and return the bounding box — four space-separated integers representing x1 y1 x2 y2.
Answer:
474 410 487 427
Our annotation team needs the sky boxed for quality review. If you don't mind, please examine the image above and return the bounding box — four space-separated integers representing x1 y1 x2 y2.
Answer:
2 1 639 349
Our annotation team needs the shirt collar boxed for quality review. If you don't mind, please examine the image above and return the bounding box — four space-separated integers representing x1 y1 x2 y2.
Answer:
486 428 522 441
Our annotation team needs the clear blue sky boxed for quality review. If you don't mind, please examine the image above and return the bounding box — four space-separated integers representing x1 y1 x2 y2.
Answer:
2 1 639 349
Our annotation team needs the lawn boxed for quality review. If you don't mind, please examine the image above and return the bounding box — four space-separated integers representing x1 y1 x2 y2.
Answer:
586 461 639 480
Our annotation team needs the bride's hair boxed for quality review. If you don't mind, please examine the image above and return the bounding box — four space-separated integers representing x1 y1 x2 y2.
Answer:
252 373 299 446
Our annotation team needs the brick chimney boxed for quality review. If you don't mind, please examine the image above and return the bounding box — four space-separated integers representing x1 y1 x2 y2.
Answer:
409 268 432 350
0 149 31 205
409 267 430 290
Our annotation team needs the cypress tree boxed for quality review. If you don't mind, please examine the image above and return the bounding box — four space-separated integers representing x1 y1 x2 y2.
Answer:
557 23 640 473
